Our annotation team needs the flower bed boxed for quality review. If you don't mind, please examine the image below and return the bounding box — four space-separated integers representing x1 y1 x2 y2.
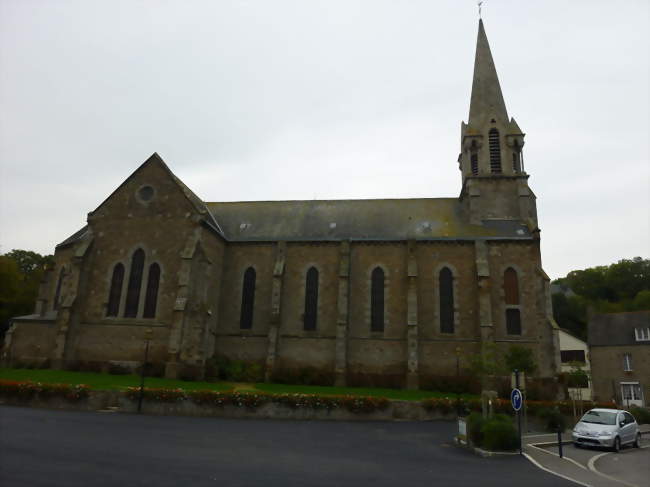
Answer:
0 379 90 401
123 387 390 414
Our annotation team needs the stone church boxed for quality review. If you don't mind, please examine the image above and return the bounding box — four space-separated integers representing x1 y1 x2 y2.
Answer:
3 20 560 388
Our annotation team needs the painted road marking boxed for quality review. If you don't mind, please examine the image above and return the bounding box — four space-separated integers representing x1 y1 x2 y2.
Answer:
522 452 592 487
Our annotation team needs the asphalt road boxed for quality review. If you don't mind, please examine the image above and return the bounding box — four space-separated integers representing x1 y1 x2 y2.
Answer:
545 441 650 487
0 406 577 487
595 446 650 487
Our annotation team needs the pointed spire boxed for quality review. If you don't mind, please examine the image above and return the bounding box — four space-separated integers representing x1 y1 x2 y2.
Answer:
468 19 508 125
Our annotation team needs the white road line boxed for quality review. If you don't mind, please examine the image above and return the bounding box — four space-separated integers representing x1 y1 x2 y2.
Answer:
587 452 639 487
522 452 592 487
527 443 587 470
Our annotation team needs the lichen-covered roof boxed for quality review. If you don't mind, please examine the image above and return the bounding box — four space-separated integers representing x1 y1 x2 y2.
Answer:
56 225 89 249
206 198 532 242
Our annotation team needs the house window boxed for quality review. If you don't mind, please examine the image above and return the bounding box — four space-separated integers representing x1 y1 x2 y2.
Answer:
142 263 160 319
371 267 385 332
239 267 256 330
560 350 586 364
439 267 454 333
304 267 319 331
489 128 501 173
635 327 650 341
504 267 521 335
621 383 642 402
106 263 125 317
124 248 145 318
623 353 632 372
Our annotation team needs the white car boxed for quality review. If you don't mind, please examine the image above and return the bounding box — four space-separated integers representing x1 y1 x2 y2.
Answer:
572 408 641 452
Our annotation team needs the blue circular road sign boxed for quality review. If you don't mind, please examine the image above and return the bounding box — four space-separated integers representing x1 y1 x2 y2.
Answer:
511 388 523 411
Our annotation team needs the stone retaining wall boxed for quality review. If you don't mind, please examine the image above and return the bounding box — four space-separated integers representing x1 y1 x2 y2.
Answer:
0 391 455 421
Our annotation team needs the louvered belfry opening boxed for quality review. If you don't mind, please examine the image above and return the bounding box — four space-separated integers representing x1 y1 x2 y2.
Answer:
143 263 160 319
439 267 455 333
471 153 479 175
106 263 124 317
304 267 319 330
124 249 145 318
512 140 521 173
371 267 385 332
239 267 256 329
504 267 522 334
489 128 501 173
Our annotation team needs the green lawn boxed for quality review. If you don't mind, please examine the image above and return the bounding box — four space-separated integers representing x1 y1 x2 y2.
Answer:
0 367 477 400
0 368 231 392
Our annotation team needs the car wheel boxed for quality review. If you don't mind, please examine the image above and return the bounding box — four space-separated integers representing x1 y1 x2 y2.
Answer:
633 433 641 448
612 436 621 453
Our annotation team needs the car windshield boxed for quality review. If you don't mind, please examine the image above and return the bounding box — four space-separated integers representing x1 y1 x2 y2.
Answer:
580 410 617 425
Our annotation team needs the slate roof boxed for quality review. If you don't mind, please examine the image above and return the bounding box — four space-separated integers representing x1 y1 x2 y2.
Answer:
56 225 89 249
588 311 650 347
206 198 533 242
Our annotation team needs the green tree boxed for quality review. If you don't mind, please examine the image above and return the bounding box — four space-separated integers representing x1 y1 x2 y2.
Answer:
552 293 588 340
504 345 537 374
0 250 53 343
552 257 650 339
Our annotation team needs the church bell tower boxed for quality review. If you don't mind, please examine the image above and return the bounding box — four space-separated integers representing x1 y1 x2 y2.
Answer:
459 20 537 229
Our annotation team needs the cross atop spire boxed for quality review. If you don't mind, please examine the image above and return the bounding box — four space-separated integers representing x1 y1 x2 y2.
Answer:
468 19 508 126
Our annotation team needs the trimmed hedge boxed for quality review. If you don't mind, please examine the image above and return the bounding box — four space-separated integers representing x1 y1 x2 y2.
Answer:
467 412 518 451
630 406 650 425
422 396 618 416
481 415 519 451
123 387 390 414
0 379 90 401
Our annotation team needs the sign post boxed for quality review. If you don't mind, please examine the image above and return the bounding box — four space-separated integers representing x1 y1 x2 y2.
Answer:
511 369 523 455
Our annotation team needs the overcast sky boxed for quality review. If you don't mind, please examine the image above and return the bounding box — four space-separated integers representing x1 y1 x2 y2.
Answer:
0 0 648 279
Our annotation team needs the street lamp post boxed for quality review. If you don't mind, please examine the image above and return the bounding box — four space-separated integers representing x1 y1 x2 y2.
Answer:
137 328 153 414
455 346 462 416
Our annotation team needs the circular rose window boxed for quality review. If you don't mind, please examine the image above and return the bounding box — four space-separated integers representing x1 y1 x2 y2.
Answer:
137 185 155 202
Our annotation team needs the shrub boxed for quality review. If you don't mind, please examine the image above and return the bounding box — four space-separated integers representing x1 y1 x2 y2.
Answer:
481 415 519 451
629 406 650 425
270 367 334 387
108 363 131 375
214 356 265 383
537 407 567 432
467 412 486 446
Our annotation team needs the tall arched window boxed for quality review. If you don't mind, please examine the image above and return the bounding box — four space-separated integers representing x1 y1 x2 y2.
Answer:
53 267 65 311
489 128 501 173
439 267 455 333
124 249 145 318
304 267 319 331
239 267 256 329
471 153 479 176
371 267 385 332
143 263 160 319
504 267 521 335
106 263 125 317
